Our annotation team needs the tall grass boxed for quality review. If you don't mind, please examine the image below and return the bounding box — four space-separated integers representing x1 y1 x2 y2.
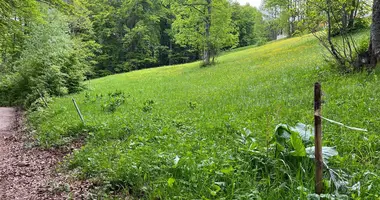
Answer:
29 31 380 199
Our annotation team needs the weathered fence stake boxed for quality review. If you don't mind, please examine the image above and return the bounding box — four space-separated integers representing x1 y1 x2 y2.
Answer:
72 98 85 125
314 82 323 194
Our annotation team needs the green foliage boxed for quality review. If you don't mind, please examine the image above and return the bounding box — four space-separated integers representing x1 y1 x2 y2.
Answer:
314 0 370 35
80 0 201 76
304 0 372 72
2 0 271 85
0 0 69 67
272 123 348 195
170 0 238 64
142 99 155 112
263 0 371 40
263 0 308 38
101 91 127 113
356 34 370 55
0 8 91 107
231 2 268 47
0 0 41 66
273 123 311 156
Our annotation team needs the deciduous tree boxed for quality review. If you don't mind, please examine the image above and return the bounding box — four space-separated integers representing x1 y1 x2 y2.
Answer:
168 0 238 65
231 2 267 47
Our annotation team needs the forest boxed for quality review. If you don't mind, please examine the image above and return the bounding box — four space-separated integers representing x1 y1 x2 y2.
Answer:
1 0 376 108
1 0 267 107
0 0 380 199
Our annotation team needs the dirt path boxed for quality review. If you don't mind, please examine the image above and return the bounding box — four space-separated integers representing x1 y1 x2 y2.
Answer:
0 107 89 199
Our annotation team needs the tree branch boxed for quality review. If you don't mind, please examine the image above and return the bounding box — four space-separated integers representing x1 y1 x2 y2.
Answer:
182 3 206 15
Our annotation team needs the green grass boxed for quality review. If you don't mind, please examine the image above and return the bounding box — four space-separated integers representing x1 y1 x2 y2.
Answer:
29 32 380 199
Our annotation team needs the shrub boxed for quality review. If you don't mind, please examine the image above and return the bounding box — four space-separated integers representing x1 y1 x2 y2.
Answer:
0 9 91 107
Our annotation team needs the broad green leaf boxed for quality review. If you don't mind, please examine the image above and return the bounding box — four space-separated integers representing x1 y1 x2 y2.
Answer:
291 123 313 142
274 124 291 140
290 131 306 156
274 123 313 143
305 147 338 163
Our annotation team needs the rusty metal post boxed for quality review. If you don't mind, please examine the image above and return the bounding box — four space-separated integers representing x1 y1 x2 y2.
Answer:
314 82 323 194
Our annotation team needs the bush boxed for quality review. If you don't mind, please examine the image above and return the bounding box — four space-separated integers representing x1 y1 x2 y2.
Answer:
0 9 92 107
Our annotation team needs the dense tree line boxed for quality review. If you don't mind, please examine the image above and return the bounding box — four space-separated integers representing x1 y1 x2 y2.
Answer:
81 0 267 73
0 0 377 107
0 0 267 107
1 1 268 77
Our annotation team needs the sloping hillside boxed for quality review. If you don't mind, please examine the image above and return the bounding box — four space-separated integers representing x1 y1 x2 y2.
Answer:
29 32 380 199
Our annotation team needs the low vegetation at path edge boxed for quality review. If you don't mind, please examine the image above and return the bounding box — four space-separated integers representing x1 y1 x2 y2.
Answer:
29 32 380 199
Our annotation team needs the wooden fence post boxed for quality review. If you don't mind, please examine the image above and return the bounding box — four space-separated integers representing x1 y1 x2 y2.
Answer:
314 82 323 194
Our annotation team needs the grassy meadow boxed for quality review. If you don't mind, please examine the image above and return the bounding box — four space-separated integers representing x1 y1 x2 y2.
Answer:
29 32 380 199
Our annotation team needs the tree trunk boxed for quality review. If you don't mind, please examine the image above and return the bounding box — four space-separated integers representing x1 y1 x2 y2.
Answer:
347 0 358 29
169 39 172 66
288 0 292 37
203 0 212 65
369 0 380 67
